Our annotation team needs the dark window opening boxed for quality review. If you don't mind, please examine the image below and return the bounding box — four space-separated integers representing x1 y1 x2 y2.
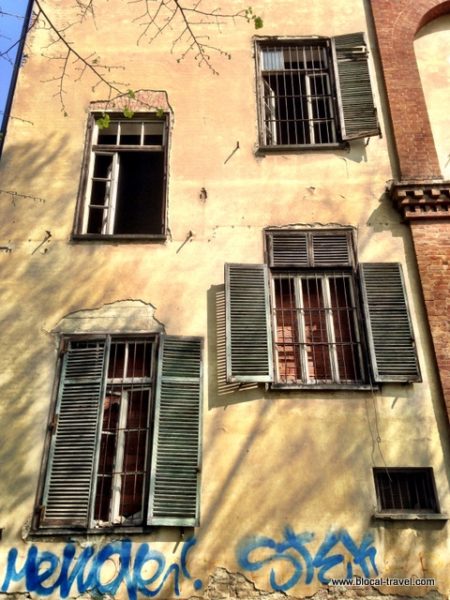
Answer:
79 117 167 237
374 468 439 513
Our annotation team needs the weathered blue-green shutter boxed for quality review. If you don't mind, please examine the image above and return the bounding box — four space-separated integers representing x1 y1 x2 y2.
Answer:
267 229 354 268
41 339 107 528
360 263 421 383
332 33 380 140
148 336 203 526
225 263 273 383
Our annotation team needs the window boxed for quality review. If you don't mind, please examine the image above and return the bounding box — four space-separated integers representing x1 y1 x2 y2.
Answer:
225 228 421 388
75 115 168 239
374 468 439 514
274 273 363 384
37 335 202 531
255 33 380 150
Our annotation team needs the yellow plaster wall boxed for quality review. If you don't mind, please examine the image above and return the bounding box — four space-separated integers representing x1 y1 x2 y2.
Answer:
0 1 449 598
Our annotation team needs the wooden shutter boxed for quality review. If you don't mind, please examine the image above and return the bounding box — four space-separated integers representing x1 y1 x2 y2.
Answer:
225 264 273 382
148 336 203 526
332 33 380 140
41 339 107 528
360 263 421 382
267 229 354 268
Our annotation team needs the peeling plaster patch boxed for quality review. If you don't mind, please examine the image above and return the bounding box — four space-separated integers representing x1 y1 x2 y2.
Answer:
52 300 165 334
89 90 173 116
187 569 446 600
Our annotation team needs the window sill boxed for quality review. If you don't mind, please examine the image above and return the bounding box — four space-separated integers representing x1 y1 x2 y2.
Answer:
373 512 449 521
71 234 167 243
256 142 345 155
29 525 147 538
270 383 376 391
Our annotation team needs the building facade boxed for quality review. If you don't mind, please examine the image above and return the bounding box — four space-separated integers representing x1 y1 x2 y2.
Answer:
0 1 449 599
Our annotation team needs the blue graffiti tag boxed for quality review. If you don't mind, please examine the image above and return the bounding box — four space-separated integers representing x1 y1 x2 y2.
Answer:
1 538 201 599
237 527 378 591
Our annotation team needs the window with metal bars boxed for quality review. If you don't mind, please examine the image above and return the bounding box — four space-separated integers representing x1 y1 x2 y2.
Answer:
373 468 439 513
255 34 380 149
259 42 337 146
37 335 203 531
94 339 153 526
225 228 421 387
273 273 363 384
75 114 168 239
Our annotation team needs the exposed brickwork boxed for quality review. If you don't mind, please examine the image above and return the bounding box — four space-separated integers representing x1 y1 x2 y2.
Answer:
187 569 445 600
373 1 450 425
409 220 450 422
370 0 450 180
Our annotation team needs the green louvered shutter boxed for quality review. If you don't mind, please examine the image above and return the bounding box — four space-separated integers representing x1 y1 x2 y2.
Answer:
148 336 203 526
225 263 273 383
267 229 354 268
41 339 107 528
332 33 380 140
360 263 421 383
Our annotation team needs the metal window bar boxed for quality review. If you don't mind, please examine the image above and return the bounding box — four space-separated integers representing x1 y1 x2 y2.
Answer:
375 469 437 512
260 43 336 146
94 339 153 526
273 273 362 384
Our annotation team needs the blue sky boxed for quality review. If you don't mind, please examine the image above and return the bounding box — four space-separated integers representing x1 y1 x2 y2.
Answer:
0 0 29 122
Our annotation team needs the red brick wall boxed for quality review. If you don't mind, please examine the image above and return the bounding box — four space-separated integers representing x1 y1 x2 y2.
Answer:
410 222 450 418
370 0 449 180
371 0 450 424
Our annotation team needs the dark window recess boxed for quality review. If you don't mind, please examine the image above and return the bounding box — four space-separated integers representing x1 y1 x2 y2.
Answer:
256 34 380 149
78 116 167 237
374 468 439 512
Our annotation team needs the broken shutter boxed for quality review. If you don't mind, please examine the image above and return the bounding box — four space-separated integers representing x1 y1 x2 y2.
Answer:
148 336 203 526
41 339 107 528
360 263 421 383
332 33 380 140
225 263 274 383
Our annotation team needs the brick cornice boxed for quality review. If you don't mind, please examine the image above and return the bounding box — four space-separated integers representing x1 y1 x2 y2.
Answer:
389 179 450 221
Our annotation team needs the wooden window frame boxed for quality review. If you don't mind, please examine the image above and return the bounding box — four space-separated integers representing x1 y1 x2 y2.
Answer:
73 113 169 241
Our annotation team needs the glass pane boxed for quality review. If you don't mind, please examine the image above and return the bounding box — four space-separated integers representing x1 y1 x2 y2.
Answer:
143 121 164 145
94 394 120 521
90 180 109 206
119 121 142 145
97 121 119 145
329 277 360 382
302 278 332 381
126 341 152 378
274 277 301 382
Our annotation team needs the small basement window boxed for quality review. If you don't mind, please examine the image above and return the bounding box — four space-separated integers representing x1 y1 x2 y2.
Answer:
75 115 168 239
374 468 439 513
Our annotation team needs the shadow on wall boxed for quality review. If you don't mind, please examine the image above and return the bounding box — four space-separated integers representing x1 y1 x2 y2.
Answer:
207 284 262 409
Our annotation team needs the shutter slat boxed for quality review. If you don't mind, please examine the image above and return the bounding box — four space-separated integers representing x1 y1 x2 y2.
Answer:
267 229 354 268
332 32 380 140
225 264 273 382
41 340 106 528
148 336 202 527
360 263 421 383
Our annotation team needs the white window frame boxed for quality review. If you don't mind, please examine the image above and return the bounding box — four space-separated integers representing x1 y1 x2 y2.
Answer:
77 115 168 238
272 272 364 385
